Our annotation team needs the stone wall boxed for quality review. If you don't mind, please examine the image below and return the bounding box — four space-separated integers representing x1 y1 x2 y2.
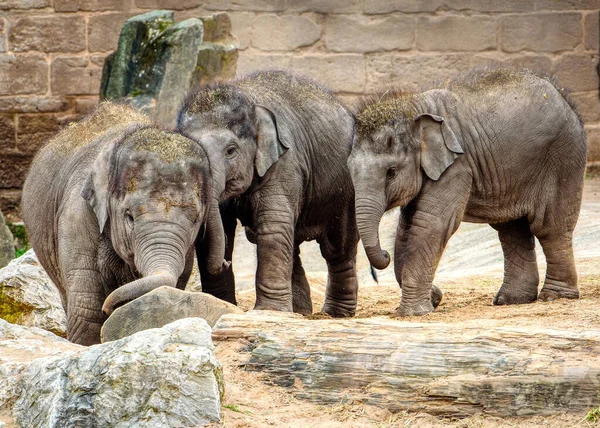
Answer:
1 0 599 220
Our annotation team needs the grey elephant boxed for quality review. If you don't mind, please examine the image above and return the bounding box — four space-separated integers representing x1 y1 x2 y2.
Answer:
348 68 587 316
22 102 226 345
178 70 358 316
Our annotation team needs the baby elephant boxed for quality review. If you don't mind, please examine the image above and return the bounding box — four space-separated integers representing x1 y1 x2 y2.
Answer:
22 102 225 345
348 68 587 316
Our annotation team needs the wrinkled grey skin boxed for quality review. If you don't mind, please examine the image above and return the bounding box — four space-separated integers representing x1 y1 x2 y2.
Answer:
178 70 359 316
348 69 587 316
22 103 224 345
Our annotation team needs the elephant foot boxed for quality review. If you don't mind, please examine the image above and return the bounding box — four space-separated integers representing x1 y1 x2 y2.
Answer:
396 299 434 317
321 302 356 318
538 285 579 302
493 286 538 306
293 301 313 316
431 284 443 309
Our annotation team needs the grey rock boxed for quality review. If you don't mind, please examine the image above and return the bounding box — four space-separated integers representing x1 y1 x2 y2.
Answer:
0 210 14 269
101 285 243 343
0 249 67 337
1 317 222 427
100 11 237 128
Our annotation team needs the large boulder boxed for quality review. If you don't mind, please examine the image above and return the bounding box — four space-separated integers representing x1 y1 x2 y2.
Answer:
0 249 66 337
0 317 222 427
0 209 14 269
100 10 237 128
101 286 243 343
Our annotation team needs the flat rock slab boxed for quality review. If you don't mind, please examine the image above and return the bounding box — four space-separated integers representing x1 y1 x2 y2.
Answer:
101 286 243 343
213 311 600 418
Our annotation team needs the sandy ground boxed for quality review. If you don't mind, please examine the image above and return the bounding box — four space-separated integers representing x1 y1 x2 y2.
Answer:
211 178 600 427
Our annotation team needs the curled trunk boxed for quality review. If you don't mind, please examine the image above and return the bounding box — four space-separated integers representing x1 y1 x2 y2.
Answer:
355 194 390 270
205 196 231 275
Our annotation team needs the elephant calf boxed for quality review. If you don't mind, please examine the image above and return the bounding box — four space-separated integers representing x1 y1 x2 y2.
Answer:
178 70 359 316
348 68 587 316
22 102 225 345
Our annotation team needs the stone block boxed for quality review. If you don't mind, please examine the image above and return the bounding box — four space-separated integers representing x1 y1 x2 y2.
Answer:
469 53 553 74
10 15 86 53
54 0 126 11
584 11 599 51
252 14 321 51
16 114 62 155
0 115 16 152
88 13 135 52
364 0 442 13
0 0 48 9
535 0 600 10
0 153 33 188
51 57 103 95
325 15 414 53
205 0 286 11
500 12 582 53
366 55 392 93
289 0 362 13
200 12 235 43
571 92 600 124
391 53 471 87
443 0 534 12
290 54 365 93
587 125 600 162
136 0 204 8
0 55 47 95
229 12 254 50
0 97 70 113
236 52 293 76
417 15 496 51
554 53 599 92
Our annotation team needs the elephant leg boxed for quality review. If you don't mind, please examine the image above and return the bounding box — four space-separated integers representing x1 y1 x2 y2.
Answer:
253 201 296 312
292 245 312 315
395 203 443 309
319 204 360 318
197 205 237 305
536 231 579 301
64 271 107 345
490 218 539 305
397 177 470 317
176 248 195 290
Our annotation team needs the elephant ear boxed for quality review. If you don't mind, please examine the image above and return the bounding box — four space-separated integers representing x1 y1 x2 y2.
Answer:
81 126 136 233
254 105 289 177
413 113 464 181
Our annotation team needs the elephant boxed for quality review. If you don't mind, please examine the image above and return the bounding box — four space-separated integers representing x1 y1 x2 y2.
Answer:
22 102 226 345
347 68 587 317
177 70 359 316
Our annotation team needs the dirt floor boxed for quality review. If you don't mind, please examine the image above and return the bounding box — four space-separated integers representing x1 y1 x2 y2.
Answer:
211 177 600 427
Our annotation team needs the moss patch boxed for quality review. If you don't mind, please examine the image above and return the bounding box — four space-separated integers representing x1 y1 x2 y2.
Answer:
7 223 29 258
0 285 33 325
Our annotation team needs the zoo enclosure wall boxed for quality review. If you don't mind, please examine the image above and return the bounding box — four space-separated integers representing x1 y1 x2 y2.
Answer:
0 0 599 221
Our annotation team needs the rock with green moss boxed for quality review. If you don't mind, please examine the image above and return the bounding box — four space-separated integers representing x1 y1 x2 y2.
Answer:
0 210 14 269
100 11 238 128
0 250 66 337
1 317 222 427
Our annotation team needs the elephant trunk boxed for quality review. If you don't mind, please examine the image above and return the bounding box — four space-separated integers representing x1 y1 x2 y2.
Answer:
355 192 391 270
102 223 186 316
205 195 231 276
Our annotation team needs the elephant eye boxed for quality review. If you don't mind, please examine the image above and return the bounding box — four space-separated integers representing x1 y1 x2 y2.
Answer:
386 167 398 180
124 210 134 229
225 143 238 157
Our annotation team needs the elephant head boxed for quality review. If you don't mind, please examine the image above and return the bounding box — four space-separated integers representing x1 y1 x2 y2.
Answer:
81 126 227 315
347 91 464 270
177 84 289 206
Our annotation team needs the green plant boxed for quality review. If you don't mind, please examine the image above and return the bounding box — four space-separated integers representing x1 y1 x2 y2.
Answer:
7 223 29 258
586 406 600 423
